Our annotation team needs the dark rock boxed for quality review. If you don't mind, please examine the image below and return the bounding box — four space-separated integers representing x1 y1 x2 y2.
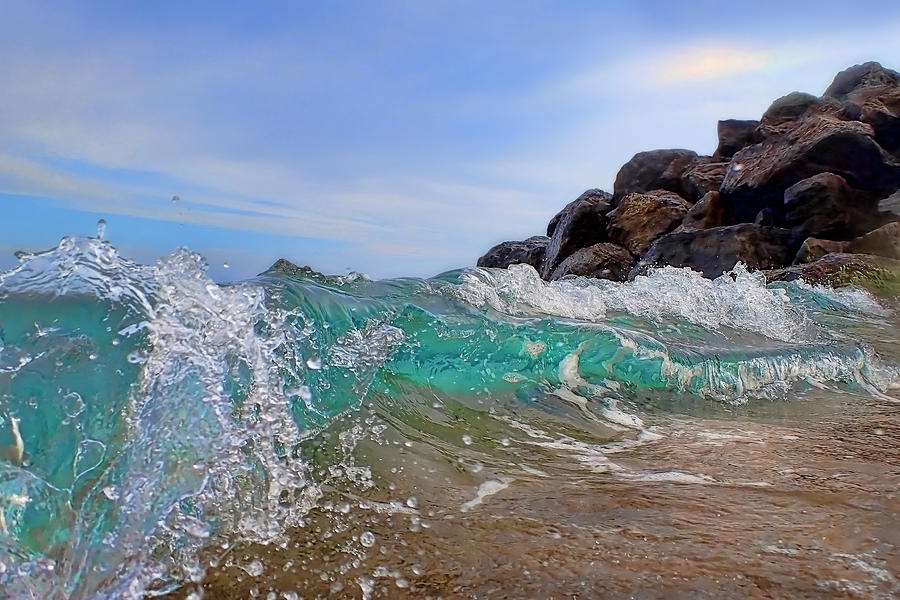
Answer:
606 190 691 255
680 159 728 202
540 196 610 279
720 117 900 224
674 191 725 232
783 172 880 239
767 252 900 298
714 119 760 160
757 92 854 139
612 149 697 201
823 61 900 100
548 243 635 281
636 224 804 278
546 189 611 237
847 221 900 259
824 62 900 155
477 236 549 270
754 208 776 226
793 238 849 264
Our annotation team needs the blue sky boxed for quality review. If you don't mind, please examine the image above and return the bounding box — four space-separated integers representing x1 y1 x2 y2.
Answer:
1 1 899 280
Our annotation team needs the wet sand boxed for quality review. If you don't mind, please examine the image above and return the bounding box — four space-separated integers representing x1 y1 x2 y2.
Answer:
175 393 899 599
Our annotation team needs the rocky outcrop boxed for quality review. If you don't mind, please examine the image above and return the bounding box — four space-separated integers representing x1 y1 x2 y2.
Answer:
612 149 697 201
824 61 900 155
540 192 610 278
606 190 690 254
637 225 804 278
714 119 759 160
549 243 634 281
475 62 900 295
847 221 900 259
477 236 549 270
783 172 880 239
767 252 900 298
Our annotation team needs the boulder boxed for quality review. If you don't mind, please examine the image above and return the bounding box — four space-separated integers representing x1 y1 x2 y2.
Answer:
824 61 900 155
548 243 635 281
767 252 900 298
783 172 880 239
612 149 697 201
674 191 725 232
636 224 804 278
477 236 549 270
793 238 849 264
714 119 760 160
847 221 900 259
756 92 855 139
606 190 691 255
879 190 900 218
547 189 611 237
540 196 610 279
680 158 728 202
720 117 900 224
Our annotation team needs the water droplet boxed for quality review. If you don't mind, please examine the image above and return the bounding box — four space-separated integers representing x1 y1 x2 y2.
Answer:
337 502 351 514
462 434 473 446
306 356 322 370
96 219 107 240
127 350 148 364
244 560 264 577
359 530 376 547
500 438 511 447
102 486 119 501
223 262 230 269
406 497 418 509
172 195 180 203
732 163 744 171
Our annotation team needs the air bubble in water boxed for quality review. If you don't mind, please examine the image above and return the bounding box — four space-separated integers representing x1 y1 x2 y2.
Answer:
102 486 120 501
244 560 264 577
406 497 418 509
306 356 322 370
96 219 107 240
462 434 473 445
360 530 376 547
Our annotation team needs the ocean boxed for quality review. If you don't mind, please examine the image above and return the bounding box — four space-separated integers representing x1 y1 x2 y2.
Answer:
0 235 897 598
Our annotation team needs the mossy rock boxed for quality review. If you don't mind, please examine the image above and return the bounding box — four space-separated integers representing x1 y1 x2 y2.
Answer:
766 252 900 298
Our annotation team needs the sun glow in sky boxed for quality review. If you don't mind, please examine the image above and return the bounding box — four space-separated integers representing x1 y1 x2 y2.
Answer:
1 0 899 280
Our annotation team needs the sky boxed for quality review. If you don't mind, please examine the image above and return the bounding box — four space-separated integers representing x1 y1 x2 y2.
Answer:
1 1 899 281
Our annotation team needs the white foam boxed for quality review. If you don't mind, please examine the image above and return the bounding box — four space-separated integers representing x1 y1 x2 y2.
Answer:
460 478 512 512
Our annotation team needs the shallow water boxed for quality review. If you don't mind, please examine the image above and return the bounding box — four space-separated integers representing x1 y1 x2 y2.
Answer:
0 237 897 598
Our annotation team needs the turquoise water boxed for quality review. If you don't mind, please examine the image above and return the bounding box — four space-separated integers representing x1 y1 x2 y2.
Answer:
0 236 897 598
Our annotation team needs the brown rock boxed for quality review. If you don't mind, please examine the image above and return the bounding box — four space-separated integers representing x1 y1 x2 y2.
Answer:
612 149 697 201
847 221 900 259
680 159 728 202
549 243 635 281
792 238 849 264
675 191 725 232
824 62 900 155
636 224 804 278
606 190 690 255
477 236 549 270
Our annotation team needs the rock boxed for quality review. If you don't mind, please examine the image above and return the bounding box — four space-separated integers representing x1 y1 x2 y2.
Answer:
714 119 760 160
879 190 900 218
767 252 900 298
783 172 880 239
793 238 849 264
540 196 610 278
824 61 900 155
721 117 900 224
847 221 900 259
754 208 776 226
674 191 725 232
756 92 855 139
612 149 697 201
548 243 635 281
477 236 549 270
546 189 611 237
606 190 691 255
680 159 728 202
636 224 804 278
